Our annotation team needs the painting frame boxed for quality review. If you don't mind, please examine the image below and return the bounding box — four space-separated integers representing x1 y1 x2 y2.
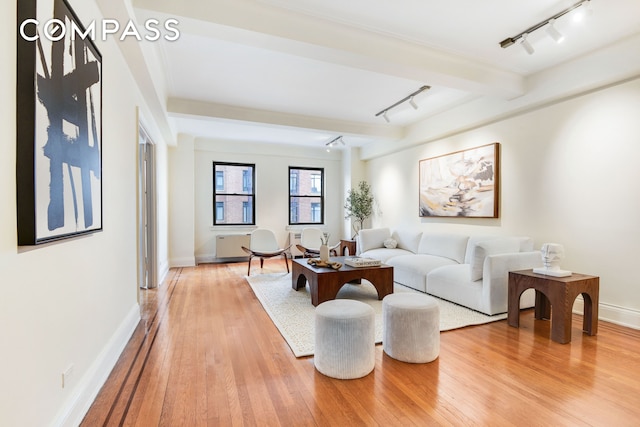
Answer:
17 0 103 245
419 143 500 218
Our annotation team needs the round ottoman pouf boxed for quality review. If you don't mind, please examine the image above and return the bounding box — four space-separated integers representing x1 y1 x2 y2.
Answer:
314 299 375 379
383 293 440 363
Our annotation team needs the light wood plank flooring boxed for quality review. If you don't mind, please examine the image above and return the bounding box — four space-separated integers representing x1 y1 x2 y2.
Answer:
82 260 640 426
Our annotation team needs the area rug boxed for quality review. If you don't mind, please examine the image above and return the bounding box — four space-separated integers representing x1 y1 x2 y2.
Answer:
245 273 507 357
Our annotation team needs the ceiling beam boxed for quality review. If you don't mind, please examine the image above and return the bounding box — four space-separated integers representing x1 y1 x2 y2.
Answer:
133 0 525 99
167 98 404 139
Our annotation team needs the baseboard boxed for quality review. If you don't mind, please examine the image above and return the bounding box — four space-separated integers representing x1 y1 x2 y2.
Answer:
573 297 640 330
52 303 141 427
170 256 196 267
159 260 170 283
195 254 249 264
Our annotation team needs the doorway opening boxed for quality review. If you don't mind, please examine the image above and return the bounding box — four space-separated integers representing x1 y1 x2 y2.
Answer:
138 127 158 289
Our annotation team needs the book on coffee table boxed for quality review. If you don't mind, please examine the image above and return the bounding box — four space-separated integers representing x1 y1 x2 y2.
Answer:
344 257 381 268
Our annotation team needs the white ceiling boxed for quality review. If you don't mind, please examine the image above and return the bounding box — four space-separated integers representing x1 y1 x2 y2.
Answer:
129 0 640 151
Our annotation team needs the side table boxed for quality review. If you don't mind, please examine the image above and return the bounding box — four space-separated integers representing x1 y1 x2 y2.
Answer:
508 269 599 344
339 239 357 256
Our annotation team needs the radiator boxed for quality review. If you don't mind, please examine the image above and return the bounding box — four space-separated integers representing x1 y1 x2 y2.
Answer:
216 234 251 258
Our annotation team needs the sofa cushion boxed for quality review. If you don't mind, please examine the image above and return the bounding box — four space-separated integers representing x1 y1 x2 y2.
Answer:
359 248 413 263
464 235 501 265
358 228 391 253
391 229 422 253
427 264 485 313
387 254 459 292
470 238 522 281
465 236 535 265
418 233 469 263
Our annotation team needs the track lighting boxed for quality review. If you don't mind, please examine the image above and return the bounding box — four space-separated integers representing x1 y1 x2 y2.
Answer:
375 85 430 122
546 19 565 43
499 0 591 53
325 135 345 152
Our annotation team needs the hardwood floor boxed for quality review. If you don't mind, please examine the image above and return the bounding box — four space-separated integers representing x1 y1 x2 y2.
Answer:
82 260 640 426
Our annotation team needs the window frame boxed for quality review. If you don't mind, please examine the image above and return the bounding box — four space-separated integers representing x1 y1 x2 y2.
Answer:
288 166 324 225
213 161 256 226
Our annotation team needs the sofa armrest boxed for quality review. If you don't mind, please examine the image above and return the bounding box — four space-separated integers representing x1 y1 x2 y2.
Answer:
482 251 543 315
357 228 391 253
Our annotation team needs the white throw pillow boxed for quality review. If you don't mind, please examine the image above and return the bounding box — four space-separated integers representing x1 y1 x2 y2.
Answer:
384 238 397 249
470 238 521 281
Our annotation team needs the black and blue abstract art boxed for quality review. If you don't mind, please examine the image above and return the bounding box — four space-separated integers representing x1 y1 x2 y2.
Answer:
17 0 102 245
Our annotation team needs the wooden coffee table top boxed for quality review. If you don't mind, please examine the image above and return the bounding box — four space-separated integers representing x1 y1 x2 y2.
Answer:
291 256 391 273
291 256 394 306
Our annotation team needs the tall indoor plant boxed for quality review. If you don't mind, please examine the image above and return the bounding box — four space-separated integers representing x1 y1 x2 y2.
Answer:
344 181 375 239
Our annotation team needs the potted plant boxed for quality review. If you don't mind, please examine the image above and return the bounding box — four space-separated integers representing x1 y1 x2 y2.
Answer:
344 181 375 239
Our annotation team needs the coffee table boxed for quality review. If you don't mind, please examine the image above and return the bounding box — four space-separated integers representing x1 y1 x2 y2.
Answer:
292 256 394 306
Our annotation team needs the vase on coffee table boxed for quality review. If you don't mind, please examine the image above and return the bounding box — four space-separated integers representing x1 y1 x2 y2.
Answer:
320 244 330 263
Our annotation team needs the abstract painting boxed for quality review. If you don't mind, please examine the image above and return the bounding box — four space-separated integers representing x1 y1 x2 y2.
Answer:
17 0 102 245
419 143 499 218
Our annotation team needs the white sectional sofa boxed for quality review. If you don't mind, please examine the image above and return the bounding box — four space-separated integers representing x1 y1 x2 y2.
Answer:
357 228 542 315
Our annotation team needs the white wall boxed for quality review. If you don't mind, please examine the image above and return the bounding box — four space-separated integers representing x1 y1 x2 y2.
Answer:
167 139 344 264
0 1 167 425
168 134 196 266
367 77 640 328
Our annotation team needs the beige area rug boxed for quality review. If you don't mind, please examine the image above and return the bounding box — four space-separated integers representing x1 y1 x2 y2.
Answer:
245 273 507 357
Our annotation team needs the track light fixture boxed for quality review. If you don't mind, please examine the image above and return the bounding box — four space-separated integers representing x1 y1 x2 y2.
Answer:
546 19 565 44
325 135 345 152
499 0 590 53
409 96 418 110
520 33 534 55
375 85 430 123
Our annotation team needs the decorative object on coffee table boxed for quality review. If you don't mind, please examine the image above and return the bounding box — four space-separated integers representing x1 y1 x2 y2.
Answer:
307 258 342 270
508 269 599 344
314 299 375 379
319 233 330 262
383 293 440 363
533 243 571 277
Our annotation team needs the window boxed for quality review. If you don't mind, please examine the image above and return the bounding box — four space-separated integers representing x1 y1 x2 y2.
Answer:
289 166 324 225
311 173 321 193
215 170 224 191
213 162 255 225
311 202 321 223
290 170 299 194
216 202 224 220
242 170 251 192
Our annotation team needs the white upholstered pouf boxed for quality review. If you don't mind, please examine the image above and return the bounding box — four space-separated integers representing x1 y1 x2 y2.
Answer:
383 293 440 363
314 299 375 379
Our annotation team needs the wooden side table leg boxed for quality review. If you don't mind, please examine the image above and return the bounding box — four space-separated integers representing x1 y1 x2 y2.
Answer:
534 290 551 320
507 281 521 328
550 293 572 344
582 292 599 336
